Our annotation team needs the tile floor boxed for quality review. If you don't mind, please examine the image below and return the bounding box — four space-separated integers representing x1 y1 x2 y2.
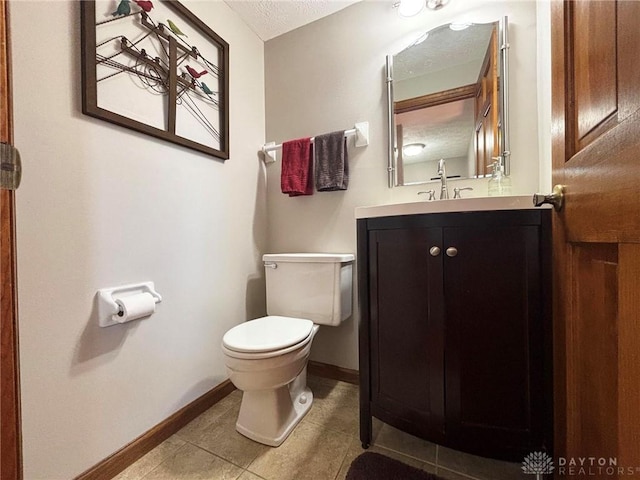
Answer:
113 376 527 480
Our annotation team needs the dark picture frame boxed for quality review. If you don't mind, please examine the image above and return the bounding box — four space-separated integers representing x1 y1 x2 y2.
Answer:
81 0 229 160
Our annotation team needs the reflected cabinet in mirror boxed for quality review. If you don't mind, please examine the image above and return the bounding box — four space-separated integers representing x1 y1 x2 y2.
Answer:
386 17 510 187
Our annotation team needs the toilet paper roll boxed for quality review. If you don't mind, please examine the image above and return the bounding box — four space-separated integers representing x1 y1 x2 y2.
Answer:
112 292 156 323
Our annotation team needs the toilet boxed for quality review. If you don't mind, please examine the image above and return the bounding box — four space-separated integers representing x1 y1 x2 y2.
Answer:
222 253 354 447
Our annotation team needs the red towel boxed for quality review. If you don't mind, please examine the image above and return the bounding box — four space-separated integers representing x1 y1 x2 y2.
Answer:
281 138 314 196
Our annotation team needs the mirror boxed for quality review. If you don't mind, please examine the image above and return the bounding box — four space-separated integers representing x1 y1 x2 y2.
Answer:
386 18 509 187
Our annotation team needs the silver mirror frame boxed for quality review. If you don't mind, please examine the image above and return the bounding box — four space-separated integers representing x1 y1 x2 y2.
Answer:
386 16 510 188
386 54 395 188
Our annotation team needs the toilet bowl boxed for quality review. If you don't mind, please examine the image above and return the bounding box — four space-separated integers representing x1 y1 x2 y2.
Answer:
221 253 354 447
222 316 319 446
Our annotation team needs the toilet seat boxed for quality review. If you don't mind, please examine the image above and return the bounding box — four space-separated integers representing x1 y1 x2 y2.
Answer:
223 316 314 354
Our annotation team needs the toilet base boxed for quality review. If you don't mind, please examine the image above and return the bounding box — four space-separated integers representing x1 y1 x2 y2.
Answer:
235 369 313 447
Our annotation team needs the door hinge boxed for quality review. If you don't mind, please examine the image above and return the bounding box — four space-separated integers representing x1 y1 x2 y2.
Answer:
0 142 22 190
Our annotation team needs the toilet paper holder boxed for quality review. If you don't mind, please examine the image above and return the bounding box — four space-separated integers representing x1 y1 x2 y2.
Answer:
97 281 162 327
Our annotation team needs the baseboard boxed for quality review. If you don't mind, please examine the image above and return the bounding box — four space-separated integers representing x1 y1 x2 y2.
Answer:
74 379 236 480
308 360 359 385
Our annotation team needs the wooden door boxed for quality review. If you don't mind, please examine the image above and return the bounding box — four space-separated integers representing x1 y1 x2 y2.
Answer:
368 227 445 440
552 0 640 473
474 28 498 178
0 1 22 479
443 223 548 461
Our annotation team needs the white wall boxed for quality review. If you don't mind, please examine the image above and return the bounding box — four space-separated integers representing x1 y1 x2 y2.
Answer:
264 0 539 369
12 1 266 478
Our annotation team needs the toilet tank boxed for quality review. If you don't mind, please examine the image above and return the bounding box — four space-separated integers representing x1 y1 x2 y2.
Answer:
263 253 354 326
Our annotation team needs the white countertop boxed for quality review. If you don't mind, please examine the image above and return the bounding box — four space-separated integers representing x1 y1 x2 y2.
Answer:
355 195 548 219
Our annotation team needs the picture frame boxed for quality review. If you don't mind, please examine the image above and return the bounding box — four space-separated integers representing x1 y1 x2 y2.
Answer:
81 0 229 160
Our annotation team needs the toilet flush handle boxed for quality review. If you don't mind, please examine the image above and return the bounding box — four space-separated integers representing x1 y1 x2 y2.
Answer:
264 262 278 269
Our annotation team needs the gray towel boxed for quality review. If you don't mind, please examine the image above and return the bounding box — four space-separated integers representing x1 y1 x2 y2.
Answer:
314 130 349 191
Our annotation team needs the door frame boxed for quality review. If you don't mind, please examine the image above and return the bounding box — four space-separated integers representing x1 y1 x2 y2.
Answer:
0 0 22 478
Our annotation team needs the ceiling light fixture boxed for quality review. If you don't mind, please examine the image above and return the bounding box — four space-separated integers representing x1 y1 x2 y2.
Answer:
426 0 450 10
394 0 451 17
449 22 472 31
403 143 426 156
396 0 425 17
413 32 429 46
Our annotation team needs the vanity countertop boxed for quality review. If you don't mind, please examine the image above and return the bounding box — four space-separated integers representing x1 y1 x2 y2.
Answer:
355 195 549 219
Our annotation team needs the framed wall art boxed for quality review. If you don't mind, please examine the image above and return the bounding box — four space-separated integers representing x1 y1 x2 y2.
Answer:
81 0 229 160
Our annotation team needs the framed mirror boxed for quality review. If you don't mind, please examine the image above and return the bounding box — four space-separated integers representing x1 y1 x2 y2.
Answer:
386 17 509 187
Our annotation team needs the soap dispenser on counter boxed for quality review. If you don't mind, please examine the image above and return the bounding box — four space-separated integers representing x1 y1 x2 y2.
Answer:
487 156 512 196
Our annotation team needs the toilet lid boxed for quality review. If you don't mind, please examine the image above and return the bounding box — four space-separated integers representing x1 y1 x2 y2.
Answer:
223 316 314 353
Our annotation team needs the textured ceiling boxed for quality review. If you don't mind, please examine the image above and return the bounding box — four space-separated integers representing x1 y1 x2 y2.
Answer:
397 97 475 165
223 0 362 41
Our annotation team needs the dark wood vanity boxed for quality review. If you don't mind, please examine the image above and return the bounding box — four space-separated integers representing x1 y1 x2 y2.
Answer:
357 207 552 461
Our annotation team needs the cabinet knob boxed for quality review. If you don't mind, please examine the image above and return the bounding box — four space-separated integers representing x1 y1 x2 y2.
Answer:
429 246 441 257
446 247 458 257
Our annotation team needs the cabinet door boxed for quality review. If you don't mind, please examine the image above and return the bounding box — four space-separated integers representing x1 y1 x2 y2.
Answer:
443 225 544 458
369 227 445 437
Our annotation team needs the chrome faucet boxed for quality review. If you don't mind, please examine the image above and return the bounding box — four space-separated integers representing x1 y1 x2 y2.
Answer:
418 190 436 201
453 187 474 199
437 159 449 199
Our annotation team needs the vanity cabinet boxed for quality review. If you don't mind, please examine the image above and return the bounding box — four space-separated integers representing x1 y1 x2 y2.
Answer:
357 209 552 461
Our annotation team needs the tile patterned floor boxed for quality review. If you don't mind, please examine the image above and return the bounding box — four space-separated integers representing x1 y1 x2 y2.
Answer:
112 376 526 480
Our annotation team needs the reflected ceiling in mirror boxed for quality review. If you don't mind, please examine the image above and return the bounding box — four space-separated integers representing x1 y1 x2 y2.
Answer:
397 97 475 184
394 23 495 98
387 19 509 187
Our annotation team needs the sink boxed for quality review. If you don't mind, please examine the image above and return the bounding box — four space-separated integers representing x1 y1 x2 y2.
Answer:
355 195 547 219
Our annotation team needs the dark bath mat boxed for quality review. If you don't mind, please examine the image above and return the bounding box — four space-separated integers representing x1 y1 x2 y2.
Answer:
346 451 444 480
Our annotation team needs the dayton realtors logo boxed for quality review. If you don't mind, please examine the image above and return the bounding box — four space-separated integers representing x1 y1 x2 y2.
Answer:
556 457 640 476
522 453 640 477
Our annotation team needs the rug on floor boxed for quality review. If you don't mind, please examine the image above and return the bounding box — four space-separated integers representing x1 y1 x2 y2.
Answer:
346 451 444 480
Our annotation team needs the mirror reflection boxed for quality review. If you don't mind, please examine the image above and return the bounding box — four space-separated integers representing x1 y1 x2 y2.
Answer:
388 19 508 187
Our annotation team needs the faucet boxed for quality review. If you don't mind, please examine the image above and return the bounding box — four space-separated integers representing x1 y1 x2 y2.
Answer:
453 187 474 199
437 159 449 199
417 190 436 201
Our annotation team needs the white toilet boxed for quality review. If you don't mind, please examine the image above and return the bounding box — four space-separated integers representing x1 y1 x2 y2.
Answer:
222 253 354 447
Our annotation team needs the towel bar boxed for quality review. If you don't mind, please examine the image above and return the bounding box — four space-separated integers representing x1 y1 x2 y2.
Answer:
262 121 369 163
